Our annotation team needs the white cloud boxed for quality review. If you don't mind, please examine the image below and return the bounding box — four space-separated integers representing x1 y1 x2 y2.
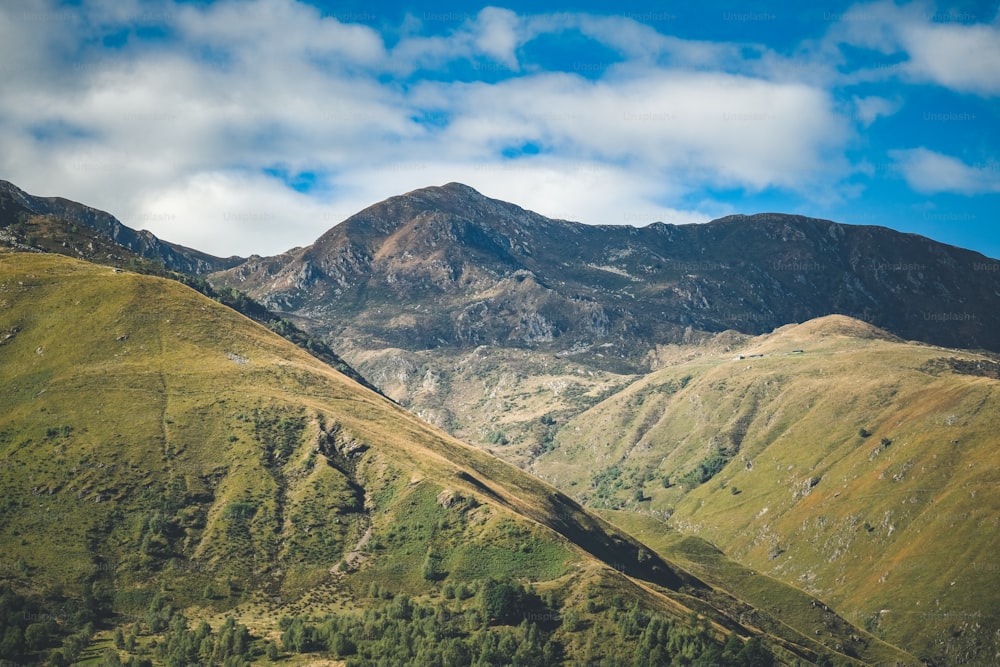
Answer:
426 70 848 192
10 0 993 257
388 7 526 74
472 7 521 69
851 95 900 126
133 171 340 256
173 0 385 66
832 0 1000 96
900 20 1000 96
890 148 1000 195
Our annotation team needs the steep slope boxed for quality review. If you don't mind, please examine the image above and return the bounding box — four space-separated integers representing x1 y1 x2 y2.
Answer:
0 180 243 274
0 252 918 665
533 315 1000 665
213 182 1000 359
209 182 1000 471
0 198 375 392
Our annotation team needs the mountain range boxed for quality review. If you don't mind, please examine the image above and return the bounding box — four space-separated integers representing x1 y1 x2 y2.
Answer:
1 178 997 665
0 251 917 666
212 182 1000 359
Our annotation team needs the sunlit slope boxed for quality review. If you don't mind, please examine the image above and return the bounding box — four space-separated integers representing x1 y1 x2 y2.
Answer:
0 253 923 665
0 250 651 592
535 315 999 664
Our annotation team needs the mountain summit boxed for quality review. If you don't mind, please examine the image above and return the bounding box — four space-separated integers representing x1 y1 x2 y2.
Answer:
213 183 1000 358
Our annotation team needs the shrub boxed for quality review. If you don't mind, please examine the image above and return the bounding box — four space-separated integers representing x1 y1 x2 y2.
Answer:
479 579 529 625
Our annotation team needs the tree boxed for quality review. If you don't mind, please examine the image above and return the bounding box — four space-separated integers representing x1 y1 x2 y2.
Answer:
145 594 172 633
265 641 279 661
734 636 772 667
479 579 527 625
330 631 356 657
0 626 24 658
233 624 250 656
25 622 50 651
441 637 472 667
422 547 443 582
125 629 137 653
99 647 123 667
561 609 582 632
722 631 743 660
389 595 413 621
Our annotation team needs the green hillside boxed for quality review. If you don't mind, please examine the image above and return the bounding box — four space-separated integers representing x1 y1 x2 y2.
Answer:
534 315 1000 665
0 252 920 665
0 207 374 390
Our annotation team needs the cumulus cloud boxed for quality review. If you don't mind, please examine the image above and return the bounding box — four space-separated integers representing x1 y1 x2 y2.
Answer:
832 0 1000 96
472 7 522 69
174 0 385 65
426 70 848 191
135 171 340 256
900 20 1000 96
0 0 993 256
890 148 1000 195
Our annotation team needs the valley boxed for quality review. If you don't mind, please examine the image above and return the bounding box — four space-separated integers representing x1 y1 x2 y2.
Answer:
1 180 997 665
0 251 916 665
205 183 999 666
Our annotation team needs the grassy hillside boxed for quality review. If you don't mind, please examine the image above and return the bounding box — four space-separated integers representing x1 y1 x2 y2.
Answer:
534 315 999 665
337 342 637 467
0 252 920 665
0 208 374 390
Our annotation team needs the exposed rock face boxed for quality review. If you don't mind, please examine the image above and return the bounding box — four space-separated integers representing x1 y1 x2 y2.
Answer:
212 182 1000 360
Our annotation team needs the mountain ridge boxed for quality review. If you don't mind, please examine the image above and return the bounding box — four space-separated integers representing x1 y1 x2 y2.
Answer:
2 180 995 664
0 179 379 391
0 180 244 274
212 182 1000 358
530 312 1000 665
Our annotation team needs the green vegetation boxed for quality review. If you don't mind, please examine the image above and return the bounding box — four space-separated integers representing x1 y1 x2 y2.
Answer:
275 580 753 667
0 584 107 665
150 609 253 666
0 253 920 666
537 316 1000 664
677 452 730 488
0 211 374 389
603 511 920 667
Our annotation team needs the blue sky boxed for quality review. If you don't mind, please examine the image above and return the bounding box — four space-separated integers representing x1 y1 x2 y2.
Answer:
1 0 997 258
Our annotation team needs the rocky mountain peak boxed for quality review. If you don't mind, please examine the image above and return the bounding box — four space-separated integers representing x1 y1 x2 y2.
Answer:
411 181 486 201
212 186 1000 358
